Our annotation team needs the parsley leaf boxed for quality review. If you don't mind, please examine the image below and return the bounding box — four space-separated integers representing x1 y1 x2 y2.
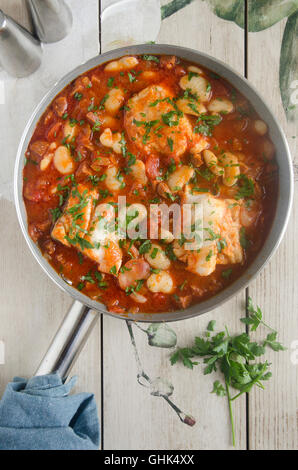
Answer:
139 240 152 254
239 227 249 249
170 299 286 447
142 54 159 63
107 77 114 88
235 174 254 200
264 332 286 351
50 207 62 222
194 113 222 136
167 137 174 152
212 380 226 397
240 297 274 332
207 320 216 332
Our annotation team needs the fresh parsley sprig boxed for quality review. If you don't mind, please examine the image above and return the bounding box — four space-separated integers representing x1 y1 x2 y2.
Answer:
170 299 285 446
240 296 276 332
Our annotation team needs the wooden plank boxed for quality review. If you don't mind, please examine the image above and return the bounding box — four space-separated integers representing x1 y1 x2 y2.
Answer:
247 12 298 450
0 0 101 441
101 0 247 450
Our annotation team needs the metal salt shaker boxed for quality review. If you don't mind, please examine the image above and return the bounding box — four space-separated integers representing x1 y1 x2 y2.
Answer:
0 9 42 78
27 0 73 43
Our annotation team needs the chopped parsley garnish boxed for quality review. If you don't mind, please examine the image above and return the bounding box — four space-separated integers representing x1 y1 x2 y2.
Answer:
110 265 117 275
191 187 209 193
188 102 200 114
150 247 159 259
197 167 214 181
188 71 199 81
78 252 84 265
162 110 180 127
135 279 145 291
94 271 108 289
222 268 232 279
151 268 160 274
133 118 159 144
98 189 112 200
87 98 95 112
179 280 188 291
165 244 177 261
149 197 161 203
167 192 178 201
163 158 176 180
74 92 83 101
120 132 127 157
235 174 254 200
239 227 249 249
92 120 101 132
142 54 159 63
128 72 136 83
69 118 78 127
25 158 38 166
88 175 105 187
167 137 174 152
194 113 222 136
127 152 136 166
81 271 95 284
50 207 62 222
205 227 220 241
99 94 109 110
65 234 93 251
217 238 227 253
139 240 153 255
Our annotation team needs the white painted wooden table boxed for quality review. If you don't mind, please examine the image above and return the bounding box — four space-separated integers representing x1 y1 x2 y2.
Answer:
0 0 297 450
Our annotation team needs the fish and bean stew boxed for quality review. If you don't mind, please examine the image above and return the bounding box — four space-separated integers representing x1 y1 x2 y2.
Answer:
23 55 278 314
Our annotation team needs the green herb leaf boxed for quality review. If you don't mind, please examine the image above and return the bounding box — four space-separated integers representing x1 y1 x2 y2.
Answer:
142 54 160 63
212 380 226 397
139 239 152 254
240 297 263 331
240 227 249 249
167 137 174 152
207 320 216 332
50 207 62 222
264 332 286 351
170 299 286 447
107 77 114 88
235 174 254 200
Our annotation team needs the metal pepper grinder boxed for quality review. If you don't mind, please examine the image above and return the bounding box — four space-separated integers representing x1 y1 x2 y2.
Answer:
0 9 42 78
27 0 73 43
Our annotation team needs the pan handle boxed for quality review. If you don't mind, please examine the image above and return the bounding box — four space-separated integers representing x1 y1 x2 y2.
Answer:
34 301 99 379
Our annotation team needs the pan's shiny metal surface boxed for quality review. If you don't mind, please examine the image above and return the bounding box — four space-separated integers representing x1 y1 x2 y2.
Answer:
14 44 294 325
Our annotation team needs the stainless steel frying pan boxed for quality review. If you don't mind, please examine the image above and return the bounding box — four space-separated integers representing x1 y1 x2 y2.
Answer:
14 44 293 378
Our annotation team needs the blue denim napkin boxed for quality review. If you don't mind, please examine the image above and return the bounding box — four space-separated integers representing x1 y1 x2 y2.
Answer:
0 373 99 450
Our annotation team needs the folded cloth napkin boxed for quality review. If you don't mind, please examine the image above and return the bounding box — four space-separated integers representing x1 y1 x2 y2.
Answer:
0 372 99 450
